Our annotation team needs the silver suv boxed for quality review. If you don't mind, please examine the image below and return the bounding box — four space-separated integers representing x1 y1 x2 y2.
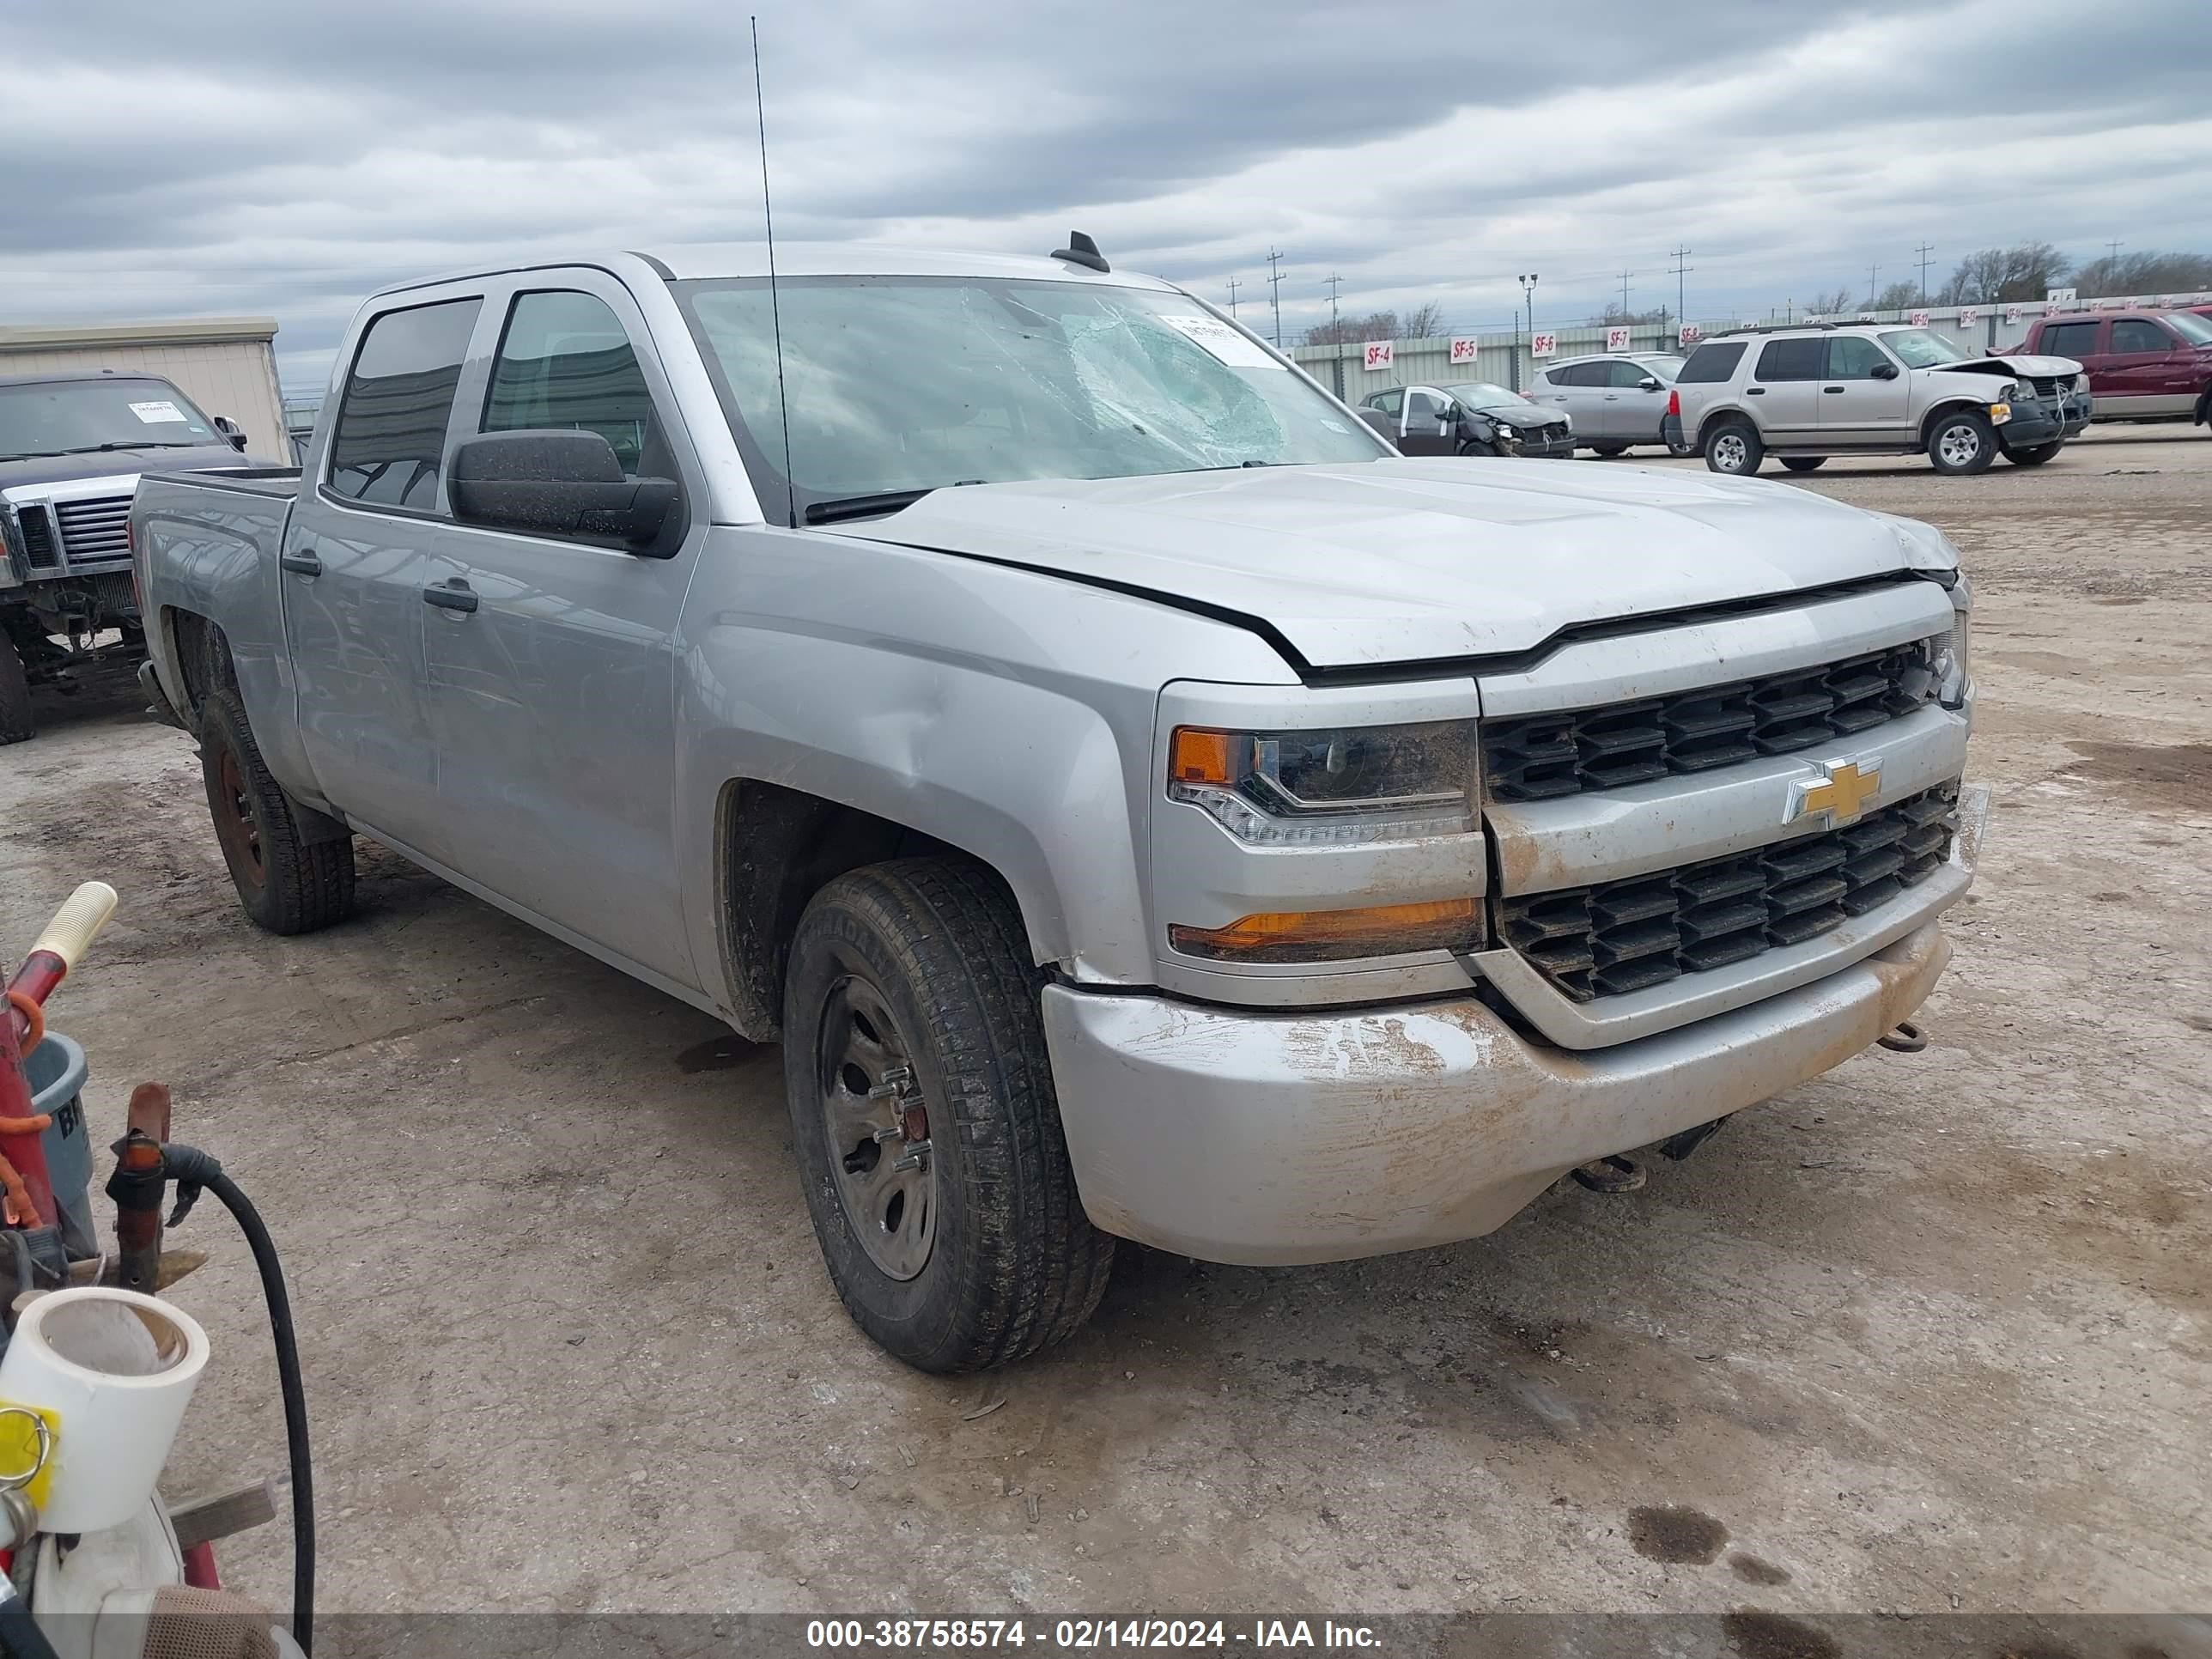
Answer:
1668 324 2089 477
1528 353 1687 454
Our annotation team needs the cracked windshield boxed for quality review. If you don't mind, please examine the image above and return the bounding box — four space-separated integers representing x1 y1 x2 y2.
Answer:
678 276 1383 519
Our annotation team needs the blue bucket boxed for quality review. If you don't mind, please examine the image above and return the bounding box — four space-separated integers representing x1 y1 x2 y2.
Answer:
20 1033 95 1259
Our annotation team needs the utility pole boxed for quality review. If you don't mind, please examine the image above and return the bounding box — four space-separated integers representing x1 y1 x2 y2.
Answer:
1224 275 1242 319
1668 245 1693 327
1867 262 1880 307
1265 248 1285 348
1324 273 1344 337
1617 268 1635 319
2106 238 2124 263
1913 241 1935 305
1516 273 1539 393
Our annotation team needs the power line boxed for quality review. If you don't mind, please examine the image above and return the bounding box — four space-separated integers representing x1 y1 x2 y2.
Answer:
1265 248 1285 348
1914 241 1936 305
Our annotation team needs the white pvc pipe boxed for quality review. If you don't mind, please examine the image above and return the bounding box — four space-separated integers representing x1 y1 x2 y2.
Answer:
0 1287 209 1533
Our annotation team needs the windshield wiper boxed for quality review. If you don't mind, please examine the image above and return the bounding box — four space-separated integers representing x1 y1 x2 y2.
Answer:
9 441 208 459
802 481 984 526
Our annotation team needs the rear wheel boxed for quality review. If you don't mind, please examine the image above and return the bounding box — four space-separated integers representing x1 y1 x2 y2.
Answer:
1928 409 1996 475
2004 442 2061 467
1704 421 1764 476
0 635 32 746
1455 439 1501 458
198 690 356 934
1780 456 1827 473
784 858 1114 1373
1591 443 1629 458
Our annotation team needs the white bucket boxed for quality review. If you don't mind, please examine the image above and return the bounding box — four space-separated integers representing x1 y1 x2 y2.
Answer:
0 1287 210 1533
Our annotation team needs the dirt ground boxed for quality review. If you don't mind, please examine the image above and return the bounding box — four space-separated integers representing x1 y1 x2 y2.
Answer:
1 426 2204 1620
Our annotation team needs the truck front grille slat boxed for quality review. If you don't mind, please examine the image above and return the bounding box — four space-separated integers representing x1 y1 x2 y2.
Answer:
1484 638 1938 802
53 495 134 565
1497 782 1959 1003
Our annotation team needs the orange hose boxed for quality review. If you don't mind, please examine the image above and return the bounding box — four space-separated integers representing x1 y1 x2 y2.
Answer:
0 1152 32 1230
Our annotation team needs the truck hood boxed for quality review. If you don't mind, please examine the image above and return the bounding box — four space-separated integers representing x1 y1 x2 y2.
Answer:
1938 353 2081 379
825 459 1958 671
0 442 253 495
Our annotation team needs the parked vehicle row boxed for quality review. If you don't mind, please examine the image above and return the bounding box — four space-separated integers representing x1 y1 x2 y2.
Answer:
1355 381 1573 457
1666 324 2090 477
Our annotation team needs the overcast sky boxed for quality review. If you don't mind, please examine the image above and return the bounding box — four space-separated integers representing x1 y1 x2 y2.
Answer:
7 0 2209 392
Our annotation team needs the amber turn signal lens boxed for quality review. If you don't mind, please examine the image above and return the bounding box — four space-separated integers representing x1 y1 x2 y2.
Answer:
1169 898 1480 964
1170 726 1234 785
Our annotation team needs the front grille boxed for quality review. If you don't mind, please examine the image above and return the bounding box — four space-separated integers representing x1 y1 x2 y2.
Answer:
16 506 60 570
1483 638 1937 803
54 495 132 565
1521 428 1574 455
1498 782 1959 1002
2026 375 2064 399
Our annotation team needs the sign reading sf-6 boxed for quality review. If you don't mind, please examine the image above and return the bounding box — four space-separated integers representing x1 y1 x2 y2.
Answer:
1530 331 1558 358
1363 340 1394 372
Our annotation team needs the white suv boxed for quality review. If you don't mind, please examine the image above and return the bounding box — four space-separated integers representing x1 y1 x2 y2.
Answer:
1667 324 2088 477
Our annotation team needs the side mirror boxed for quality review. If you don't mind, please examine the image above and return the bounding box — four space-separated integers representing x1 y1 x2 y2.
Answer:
213 416 249 453
1870 362 1900 380
449 430 681 554
1638 377 1661 392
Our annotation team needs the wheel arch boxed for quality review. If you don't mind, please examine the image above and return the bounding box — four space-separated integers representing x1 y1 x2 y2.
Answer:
1917 394 1994 448
1693 403 1757 447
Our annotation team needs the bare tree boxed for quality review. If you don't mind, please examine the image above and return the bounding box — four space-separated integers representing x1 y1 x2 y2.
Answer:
1874 279 1921 311
1589 302 1669 325
1304 308 1400 346
1401 301 1448 339
1937 242 2069 304
1807 286 1858 316
2071 249 2212 297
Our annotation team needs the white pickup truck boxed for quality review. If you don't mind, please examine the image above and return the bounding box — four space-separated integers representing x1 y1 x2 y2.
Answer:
134 240 1978 1371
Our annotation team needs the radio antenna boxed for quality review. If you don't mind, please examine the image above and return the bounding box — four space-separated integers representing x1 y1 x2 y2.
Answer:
750 15 796 527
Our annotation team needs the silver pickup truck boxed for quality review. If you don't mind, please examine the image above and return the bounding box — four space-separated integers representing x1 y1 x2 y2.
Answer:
134 242 1978 1371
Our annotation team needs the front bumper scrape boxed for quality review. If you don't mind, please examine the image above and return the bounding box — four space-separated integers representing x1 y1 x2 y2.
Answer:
1043 920 1950 1267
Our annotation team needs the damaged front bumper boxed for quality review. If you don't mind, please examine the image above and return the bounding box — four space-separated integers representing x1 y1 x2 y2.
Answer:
1045 787 1987 1265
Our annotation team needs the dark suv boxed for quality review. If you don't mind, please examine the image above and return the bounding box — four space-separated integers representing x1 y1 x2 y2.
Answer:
2023 308 2212 428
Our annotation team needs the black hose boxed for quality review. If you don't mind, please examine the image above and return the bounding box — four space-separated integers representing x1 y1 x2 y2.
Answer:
162 1149 313 1656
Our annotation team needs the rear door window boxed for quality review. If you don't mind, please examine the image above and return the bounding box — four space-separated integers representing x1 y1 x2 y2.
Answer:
1754 338 1824 381
1606 360 1654 387
326 298 483 512
2039 320 2101 358
1677 343 1746 383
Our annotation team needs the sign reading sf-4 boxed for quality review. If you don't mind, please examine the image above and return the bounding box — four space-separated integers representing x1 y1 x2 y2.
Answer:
1363 340 1394 372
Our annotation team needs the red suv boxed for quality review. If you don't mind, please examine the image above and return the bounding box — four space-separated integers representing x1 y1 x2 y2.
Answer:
2024 307 2212 428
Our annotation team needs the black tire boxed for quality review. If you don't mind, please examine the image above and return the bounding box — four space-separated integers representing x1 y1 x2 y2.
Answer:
2003 442 2061 466
1704 420 1764 476
0 635 32 746
783 858 1115 1372
1780 456 1827 473
1591 443 1629 458
1927 408 1997 475
198 690 356 934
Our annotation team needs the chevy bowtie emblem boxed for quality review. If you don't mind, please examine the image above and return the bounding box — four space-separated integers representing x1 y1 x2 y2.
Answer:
1785 757 1883 828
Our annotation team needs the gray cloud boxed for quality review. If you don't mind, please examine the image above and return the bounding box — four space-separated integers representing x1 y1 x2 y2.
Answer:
5 0 2207 389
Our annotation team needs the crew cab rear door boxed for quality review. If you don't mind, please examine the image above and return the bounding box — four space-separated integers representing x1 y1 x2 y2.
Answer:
286 287 485 851
414 269 708 990
2105 316 2195 415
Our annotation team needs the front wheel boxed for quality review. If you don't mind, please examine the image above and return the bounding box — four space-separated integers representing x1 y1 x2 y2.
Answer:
0 635 32 746
783 858 1115 1372
1704 422 1764 476
198 690 357 934
2004 441 2061 466
1780 456 1827 473
1591 443 1630 458
1928 409 1997 475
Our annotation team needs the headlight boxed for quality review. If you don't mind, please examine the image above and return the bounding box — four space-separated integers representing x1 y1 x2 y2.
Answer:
1168 720 1479 845
1929 575 1972 707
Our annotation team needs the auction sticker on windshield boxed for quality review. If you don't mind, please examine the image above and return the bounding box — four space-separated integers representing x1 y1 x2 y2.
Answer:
129 400 189 422
1159 313 1282 369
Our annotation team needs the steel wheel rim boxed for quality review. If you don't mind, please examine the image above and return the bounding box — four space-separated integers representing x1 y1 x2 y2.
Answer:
216 747 265 891
1714 433 1747 471
1939 424 1981 467
817 973 937 1281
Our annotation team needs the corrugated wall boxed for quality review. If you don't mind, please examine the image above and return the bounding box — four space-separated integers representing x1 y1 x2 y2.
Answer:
0 331 289 460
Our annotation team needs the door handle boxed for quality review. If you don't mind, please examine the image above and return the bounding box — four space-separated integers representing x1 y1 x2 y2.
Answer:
422 580 478 614
1822 386 1847 394
1746 387 1765 395
279 550 323 578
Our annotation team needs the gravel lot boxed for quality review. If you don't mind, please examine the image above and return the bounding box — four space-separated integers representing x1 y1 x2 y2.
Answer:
1 427 2204 1620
